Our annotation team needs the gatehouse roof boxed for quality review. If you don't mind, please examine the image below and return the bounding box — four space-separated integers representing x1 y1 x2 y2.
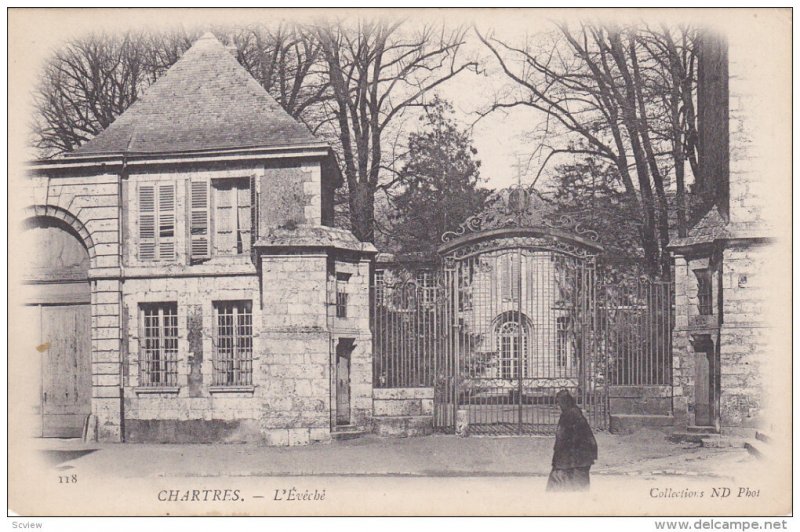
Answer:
69 33 324 157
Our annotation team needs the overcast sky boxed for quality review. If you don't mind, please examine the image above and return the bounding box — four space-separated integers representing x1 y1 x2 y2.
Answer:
10 8 768 193
9 9 567 191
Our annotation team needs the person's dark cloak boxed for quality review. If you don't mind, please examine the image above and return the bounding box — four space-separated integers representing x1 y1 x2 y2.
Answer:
547 405 598 492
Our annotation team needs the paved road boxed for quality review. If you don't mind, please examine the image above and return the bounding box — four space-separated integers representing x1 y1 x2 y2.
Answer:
35 429 753 479
13 431 777 516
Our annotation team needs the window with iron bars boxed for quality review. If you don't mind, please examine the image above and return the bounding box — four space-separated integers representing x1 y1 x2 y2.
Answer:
213 301 253 386
139 303 179 387
336 273 350 318
694 269 713 316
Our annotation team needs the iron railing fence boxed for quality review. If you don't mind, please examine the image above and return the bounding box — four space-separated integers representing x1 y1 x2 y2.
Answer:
598 278 673 386
371 277 442 388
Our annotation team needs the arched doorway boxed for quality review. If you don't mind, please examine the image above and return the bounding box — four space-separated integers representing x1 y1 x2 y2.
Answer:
22 217 92 438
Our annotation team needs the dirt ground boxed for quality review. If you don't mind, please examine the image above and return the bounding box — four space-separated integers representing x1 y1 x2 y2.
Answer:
35 428 755 480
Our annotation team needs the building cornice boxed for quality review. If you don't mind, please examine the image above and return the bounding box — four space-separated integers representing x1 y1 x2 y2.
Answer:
27 144 334 175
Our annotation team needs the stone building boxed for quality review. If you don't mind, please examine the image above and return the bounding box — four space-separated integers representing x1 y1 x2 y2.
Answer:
22 33 376 444
669 34 773 434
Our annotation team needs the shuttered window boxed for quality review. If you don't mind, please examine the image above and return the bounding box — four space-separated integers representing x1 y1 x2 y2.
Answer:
139 185 156 261
158 184 175 261
190 180 210 261
138 183 175 262
212 178 251 256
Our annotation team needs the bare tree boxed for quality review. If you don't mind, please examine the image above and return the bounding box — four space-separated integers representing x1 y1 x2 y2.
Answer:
32 31 152 156
638 25 699 237
229 24 331 129
314 19 477 243
477 22 698 279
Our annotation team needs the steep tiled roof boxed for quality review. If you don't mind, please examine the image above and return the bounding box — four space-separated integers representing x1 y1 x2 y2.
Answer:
69 33 324 156
669 207 729 248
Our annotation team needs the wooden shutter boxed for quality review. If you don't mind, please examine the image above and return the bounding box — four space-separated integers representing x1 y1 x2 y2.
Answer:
138 185 156 261
158 184 175 261
214 182 236 255
237 180 251 254
250 175 258 251
190 180 210 260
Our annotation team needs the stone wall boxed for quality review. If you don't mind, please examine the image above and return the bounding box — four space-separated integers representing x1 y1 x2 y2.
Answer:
671 252 724 430
373 388 434 437
260 160 322 231
718 243 769 429
122 273 264 443
670 32 781 434
609 386 672 416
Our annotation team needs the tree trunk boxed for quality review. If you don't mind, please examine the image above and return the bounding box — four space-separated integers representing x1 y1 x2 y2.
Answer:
349 181 375 243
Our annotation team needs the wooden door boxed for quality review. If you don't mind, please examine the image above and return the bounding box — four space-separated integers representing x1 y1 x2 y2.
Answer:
23 218 93 438
693 338 716 427
40 304 92 437
335 341 351 426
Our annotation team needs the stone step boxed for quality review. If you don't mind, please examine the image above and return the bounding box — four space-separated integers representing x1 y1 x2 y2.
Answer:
333 424 362 433
669 432 707 444
331 429 368 441
700 436 749 449
744 440 764 459
755 431 772 444
687 425 719 434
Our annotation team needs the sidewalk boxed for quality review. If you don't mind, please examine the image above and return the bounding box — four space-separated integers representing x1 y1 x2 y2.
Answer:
37 429 755 480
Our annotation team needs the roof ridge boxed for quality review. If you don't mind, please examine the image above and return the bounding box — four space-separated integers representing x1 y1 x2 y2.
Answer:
69 31 322 157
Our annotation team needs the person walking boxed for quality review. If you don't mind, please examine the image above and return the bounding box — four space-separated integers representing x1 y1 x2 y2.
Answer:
546 389 598 492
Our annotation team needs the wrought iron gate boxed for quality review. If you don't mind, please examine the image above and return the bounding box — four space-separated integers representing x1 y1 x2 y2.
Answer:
433 189 606 434
371 188 673 435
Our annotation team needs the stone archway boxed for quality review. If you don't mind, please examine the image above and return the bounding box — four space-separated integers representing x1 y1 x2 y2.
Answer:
22 214 93 438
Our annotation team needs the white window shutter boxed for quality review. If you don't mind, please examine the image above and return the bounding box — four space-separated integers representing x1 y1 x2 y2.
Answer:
138 185 156 261
249 175 258 251
190 180 210 260
158 184 175 261
238 180 252 254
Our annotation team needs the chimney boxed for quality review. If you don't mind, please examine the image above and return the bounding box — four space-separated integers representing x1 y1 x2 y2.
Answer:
696 30 730 221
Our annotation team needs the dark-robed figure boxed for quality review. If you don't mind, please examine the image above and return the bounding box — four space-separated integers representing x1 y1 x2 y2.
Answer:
546 389 598 492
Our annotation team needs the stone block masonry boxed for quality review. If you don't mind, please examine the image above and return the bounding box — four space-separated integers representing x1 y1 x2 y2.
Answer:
23 31 373 446
669 34 779 435
373 388 434 437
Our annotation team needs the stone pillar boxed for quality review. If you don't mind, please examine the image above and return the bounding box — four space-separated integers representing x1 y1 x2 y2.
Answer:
90 277 123 441
259 252 331 445
671 255 689 431
255 226 377 445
